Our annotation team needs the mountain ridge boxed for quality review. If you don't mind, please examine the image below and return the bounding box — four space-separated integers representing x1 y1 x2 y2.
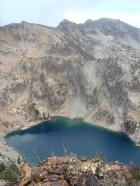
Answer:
0 18 140 163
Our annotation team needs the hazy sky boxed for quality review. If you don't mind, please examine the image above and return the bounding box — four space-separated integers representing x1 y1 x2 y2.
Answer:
0 0 140 27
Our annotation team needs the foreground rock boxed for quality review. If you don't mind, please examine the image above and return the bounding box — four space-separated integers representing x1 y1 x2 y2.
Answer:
16 156 131 186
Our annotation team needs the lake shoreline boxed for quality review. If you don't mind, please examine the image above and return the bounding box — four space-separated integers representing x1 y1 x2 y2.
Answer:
5 116 140 166
1 114 140 165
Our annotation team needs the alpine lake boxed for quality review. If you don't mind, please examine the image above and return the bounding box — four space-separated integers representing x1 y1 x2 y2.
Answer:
5 117 140 165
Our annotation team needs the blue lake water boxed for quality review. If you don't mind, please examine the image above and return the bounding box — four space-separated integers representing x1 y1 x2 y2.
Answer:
5 117 140 165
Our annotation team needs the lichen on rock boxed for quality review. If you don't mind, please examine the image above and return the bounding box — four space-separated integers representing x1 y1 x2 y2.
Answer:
16 156 131 186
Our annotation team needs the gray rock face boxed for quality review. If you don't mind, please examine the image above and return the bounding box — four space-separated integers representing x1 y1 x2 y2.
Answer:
0 18 140 147
83 18 140 41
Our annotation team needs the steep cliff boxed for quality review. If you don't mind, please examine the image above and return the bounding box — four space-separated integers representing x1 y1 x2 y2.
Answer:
1 18 140 154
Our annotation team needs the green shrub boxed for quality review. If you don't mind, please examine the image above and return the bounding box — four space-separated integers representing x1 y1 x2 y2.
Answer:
0 163 5 173
34 108 39 115
17 156 21 164
124 121 137 134
129 162 140 184
0 164 21 182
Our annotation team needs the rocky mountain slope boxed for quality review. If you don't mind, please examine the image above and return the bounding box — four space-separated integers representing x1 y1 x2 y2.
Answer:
1 18 140 161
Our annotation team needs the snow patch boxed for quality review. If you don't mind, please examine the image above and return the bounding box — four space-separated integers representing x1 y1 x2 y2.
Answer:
107 35 114 41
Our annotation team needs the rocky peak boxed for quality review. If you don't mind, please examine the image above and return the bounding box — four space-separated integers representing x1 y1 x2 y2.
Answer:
0 21 38 43
59 19 73 24
57 18 140 50
58 19 78 32
83 18 140 42
3 21 30 30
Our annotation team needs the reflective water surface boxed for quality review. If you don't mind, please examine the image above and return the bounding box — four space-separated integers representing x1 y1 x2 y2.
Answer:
5 117 140 165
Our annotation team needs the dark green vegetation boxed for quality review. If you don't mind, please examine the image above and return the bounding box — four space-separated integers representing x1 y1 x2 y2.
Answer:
17 156 21 164
0 163 21 182
129 162 140 185
124 121 137 134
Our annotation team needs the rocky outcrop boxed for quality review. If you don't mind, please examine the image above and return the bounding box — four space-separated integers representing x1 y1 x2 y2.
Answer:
16 156 131 186
0 18 140 157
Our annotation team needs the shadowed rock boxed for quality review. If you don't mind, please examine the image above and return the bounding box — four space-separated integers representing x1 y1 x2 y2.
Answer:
17 156 131 186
